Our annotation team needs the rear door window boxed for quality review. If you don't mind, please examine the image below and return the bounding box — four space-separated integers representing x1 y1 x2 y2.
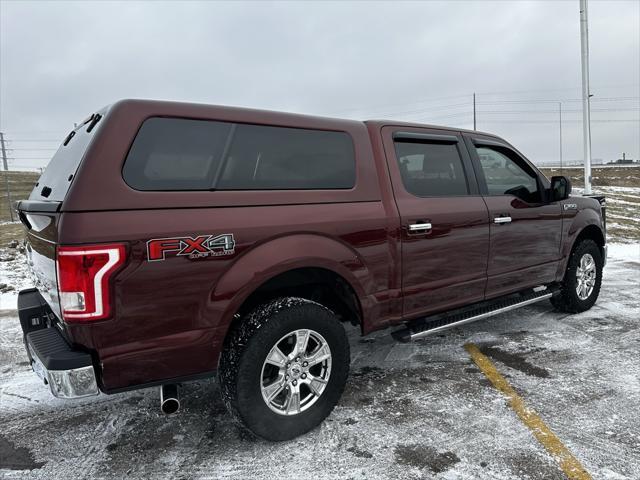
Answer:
393 141 469 197
123 118 356 191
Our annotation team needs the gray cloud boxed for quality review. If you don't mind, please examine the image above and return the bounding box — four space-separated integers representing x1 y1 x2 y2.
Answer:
1 0 638 170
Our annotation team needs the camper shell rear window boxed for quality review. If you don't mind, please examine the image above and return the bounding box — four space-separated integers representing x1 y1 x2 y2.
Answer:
29 114 103 202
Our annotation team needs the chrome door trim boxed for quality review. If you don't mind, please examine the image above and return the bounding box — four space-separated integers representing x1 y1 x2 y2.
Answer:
408 223 433 232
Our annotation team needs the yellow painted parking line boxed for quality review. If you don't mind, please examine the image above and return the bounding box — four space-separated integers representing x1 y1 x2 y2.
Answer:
464 343 592 480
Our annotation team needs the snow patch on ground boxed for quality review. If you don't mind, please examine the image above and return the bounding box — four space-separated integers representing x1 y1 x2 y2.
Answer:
608 243 640 262
0 244 31 310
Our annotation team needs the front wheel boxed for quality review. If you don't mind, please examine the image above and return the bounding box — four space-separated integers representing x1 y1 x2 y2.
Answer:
218 297 350 441
551 239 603 313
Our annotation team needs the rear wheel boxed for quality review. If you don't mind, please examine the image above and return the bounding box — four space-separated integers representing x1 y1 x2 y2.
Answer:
551 239 603 313
218 297 350 441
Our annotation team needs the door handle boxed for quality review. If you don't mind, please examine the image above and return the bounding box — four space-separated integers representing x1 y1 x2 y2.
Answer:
494 216 512 224
409 222 432 232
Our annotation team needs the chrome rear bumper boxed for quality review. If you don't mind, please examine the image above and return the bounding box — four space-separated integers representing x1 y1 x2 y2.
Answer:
19 289 100 399
28 342 99 399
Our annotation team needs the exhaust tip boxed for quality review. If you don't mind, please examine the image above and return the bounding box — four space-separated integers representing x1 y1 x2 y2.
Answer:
161 397 180 415
160 384 180 414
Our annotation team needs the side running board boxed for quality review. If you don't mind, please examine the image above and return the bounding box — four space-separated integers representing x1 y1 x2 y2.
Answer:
392 286 557 343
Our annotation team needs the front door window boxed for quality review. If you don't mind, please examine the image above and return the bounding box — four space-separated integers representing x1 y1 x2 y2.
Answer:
476 146 541 203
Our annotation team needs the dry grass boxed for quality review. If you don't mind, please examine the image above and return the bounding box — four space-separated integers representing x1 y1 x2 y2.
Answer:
540 166 640 189
0 223 25 246
1 171 40 222
600 190 640 243
540 166 639 243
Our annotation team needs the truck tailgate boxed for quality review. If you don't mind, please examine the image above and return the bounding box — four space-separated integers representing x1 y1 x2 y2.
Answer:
18 200 62 319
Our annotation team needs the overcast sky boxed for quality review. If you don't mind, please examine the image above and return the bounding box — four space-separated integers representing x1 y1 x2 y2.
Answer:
1 0 638 170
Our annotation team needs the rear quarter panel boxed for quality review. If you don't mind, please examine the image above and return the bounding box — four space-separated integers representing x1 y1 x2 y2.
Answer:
60 203 393 391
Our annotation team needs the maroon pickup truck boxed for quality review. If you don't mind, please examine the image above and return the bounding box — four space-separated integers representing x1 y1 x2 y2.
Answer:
16 99 606 441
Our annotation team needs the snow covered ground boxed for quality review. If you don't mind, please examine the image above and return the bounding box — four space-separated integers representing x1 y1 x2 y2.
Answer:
0 236 30 310
0 244 638 479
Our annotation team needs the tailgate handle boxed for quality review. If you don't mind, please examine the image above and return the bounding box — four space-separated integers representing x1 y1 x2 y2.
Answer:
18 211 32 230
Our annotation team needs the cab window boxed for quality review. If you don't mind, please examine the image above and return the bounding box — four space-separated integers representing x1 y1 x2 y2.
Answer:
475 146 541 203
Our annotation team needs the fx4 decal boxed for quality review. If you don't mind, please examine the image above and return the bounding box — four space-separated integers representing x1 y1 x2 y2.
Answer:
147 234 235 261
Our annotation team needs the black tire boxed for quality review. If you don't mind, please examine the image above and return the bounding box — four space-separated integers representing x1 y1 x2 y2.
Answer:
218 297 350 441
551 239 603 313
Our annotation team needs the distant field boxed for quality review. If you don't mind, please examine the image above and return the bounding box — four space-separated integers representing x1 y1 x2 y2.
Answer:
0 168 638 244
0 171 40 222
539 165 639 188
540 166 639 243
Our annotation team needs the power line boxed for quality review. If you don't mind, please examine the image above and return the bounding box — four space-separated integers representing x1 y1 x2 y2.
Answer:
326 85 639 116
4 129 66 133
477 96 639 105
408 111 472 120
9 148 57 151
344 103 473 120
365 101 472 118
327 93 473 116
336 95 638 123
410 108 638 125
6 165 48 173
465 119 639 124
472 107 639 114
474 84 640 97
5 139 61 142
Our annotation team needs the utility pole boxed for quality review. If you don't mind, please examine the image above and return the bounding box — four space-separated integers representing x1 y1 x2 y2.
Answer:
579 0 593 194
559 102 563 174
473 93 477 130
0 132 15 221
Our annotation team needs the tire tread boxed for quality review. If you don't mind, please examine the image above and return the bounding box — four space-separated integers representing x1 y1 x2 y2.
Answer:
551 239 602 313
218 297 350 440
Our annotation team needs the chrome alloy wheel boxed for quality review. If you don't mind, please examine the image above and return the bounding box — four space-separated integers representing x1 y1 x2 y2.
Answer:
576 253 597 300
260 329 332 416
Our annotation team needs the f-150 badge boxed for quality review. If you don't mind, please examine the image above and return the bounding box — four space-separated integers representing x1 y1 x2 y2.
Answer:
147 234 235 261
563 203 578 211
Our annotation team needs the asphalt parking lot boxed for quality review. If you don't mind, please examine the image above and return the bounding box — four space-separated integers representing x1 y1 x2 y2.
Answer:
1 245 638 479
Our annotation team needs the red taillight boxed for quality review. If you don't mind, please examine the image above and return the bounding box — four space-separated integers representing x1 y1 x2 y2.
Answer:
56 243 126 322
